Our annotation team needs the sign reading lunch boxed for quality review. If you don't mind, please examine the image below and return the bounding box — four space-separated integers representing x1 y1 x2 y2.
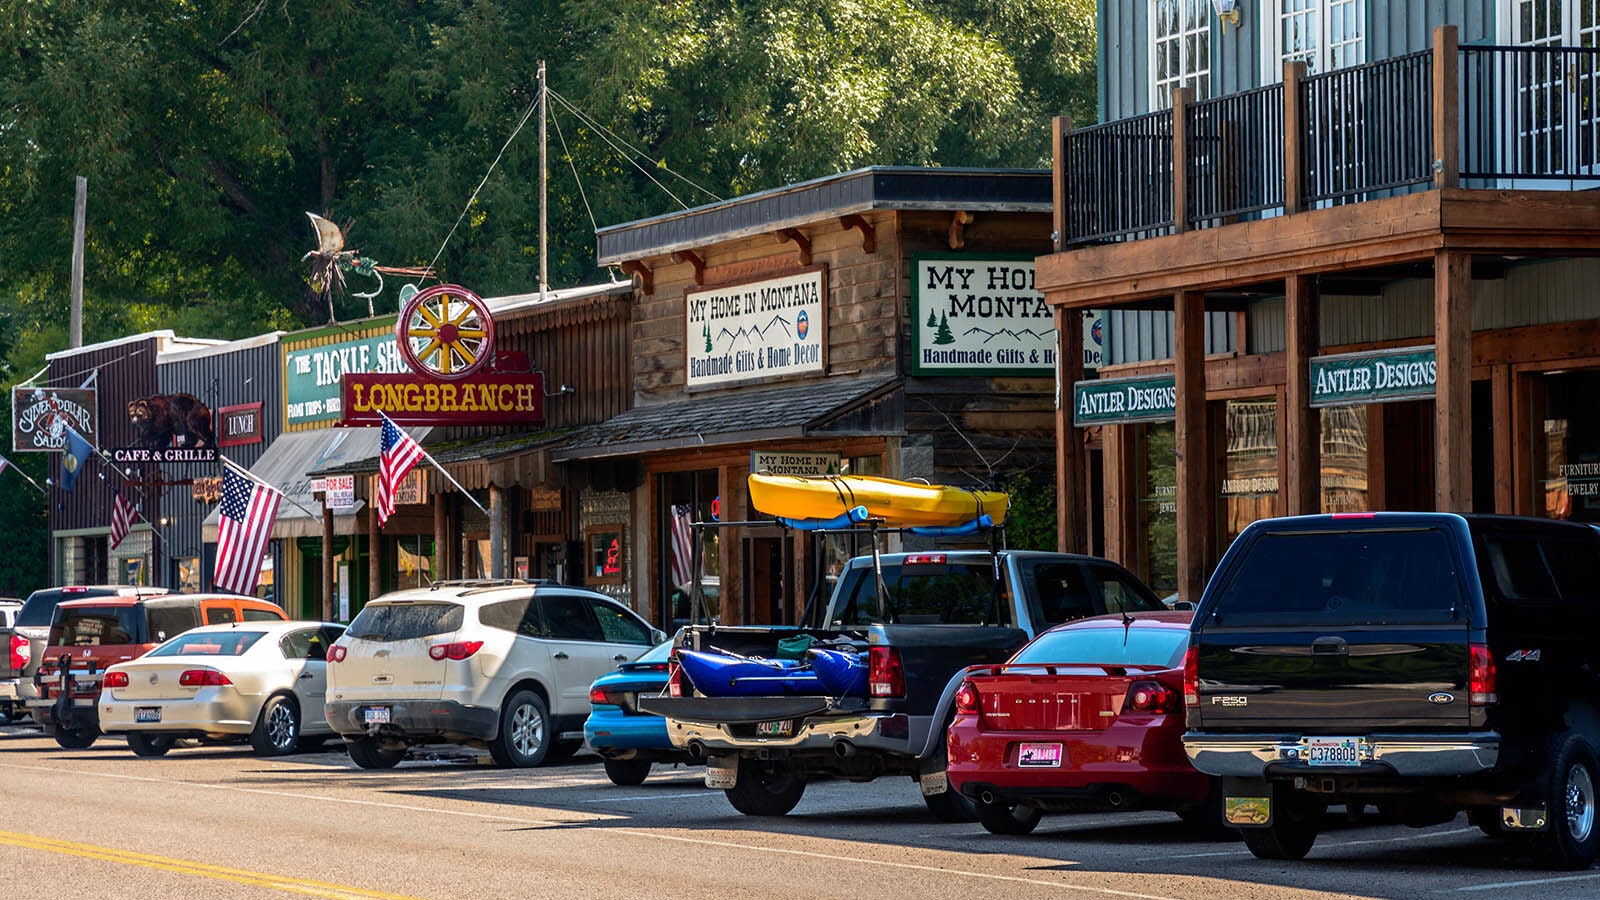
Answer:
685 270 826 389
912 255 1062 376
1309 345 1437 408
1072 374 1178 426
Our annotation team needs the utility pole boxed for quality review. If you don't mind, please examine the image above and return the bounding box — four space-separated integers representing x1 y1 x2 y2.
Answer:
70 176 87 348
538 61 548 302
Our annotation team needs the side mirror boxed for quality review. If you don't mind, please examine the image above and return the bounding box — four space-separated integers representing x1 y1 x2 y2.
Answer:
649 628 667 645
1172 600 1195 611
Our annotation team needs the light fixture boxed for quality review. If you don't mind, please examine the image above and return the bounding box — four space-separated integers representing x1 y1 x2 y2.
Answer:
543 383 575 398
1212 0 1241 27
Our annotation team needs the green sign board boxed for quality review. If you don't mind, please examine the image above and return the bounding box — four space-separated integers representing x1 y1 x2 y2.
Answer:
1309 345 1436 408
284 327 407 426
1072 374 1177 426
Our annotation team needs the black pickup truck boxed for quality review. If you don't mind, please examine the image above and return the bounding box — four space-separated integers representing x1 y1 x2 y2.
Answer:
1183 512 1600 869
642 548 1166 818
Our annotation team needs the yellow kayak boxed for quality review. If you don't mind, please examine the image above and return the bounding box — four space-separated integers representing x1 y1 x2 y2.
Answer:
747 474 1009 527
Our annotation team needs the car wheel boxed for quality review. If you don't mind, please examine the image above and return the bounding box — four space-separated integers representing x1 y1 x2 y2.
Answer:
1531 732 1600 870
346 736 405 769
250 694 301 757
488 690 550 768
1241 793 1324 861
921 738 978 822
725 757 805 816
603 758 653 786
126 733 175 758
53 726 98 750
974 797 1042 835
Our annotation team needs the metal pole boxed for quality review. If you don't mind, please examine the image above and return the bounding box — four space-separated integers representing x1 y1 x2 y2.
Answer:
70 176 86 348
538 61 548 302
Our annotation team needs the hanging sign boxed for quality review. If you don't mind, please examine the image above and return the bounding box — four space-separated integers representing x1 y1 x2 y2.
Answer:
324 475 355 509
1072 374 1178 426
339 372 544 426
912 255 1060 376
12 387 98 451
685 269 827 389
1310 345 1437 408
110 393 219 463
750 451 842 476
217 402 264 447
283 321 406 427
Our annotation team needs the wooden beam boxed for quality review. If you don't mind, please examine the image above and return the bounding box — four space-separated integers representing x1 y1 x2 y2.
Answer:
1433 25 1460 190
948 211 974 249
1175 291 1209 605
1056 306 1086 554
619 260 653 295
1102 424 1138 570
775 228 812 265
1434 249 1472 511
1492 364 1513 514
671 250 705 286
1283 275 1320 515
839 214 876 255
1172 87 1192 234
1284 61 1307 214
1052 116 1072 252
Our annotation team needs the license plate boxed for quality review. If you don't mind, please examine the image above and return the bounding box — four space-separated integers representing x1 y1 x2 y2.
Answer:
754 719 793 737
1306 736 1360 766
1017 742 1063 768
363 706 391 724
135 707 161 724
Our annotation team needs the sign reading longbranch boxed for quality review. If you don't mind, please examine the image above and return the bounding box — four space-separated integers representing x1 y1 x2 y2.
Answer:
1309 345 1436 408
685 270 826 389
1073 374 1178 426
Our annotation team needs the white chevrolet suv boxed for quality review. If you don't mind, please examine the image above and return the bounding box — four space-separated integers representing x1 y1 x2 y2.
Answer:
324 580 664 769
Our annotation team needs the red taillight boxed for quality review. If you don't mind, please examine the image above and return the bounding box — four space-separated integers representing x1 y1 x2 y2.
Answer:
178 669 232 687
428 640 484 661
953 680 979 715
8 634 25 671
326 645 347 663
102 671 129 688
868 646 906 698
1469 642 1497 706
1126 679 1180 714
589 687 612 705
1183 643 1199 708
1331 513 1376 519
903 553 947 565
666 657 688 697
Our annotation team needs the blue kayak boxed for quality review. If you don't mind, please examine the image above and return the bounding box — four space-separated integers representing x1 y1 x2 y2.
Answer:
677 649 824 697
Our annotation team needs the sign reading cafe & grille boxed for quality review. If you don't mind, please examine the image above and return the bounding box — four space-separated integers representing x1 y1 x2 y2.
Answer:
685 270 826 389
1309 345 1437 408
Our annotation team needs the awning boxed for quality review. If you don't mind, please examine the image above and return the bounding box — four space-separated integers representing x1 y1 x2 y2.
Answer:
550 376 902 462
204 425 432 540
310 427 576 491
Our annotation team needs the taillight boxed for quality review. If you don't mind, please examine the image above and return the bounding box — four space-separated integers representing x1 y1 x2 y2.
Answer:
868 646 906 698
1126 679 1180 714
1469 642 1497 706
953 680 979 715
326 645 347 662
903 554 947 565
8 634 25 671
178 669 232 687
102 671 129 688
1183 643 1199 708
589 687 611 705
428 640 484 661
666 657 688 697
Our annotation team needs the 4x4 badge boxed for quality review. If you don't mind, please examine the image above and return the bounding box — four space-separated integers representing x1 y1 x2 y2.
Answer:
1506 649 1542 662
1427 692 1454 704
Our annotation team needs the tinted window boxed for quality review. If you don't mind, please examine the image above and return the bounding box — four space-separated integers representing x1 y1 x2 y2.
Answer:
279 628 332 660
346 602 463 641
18 588 117 628
1484 536 1559 602
1012 626 1188 667
832 560 1008 626
242 606 286 622
146 606 200 643
150 631 264 657
592 600 651 645
479 597 539 636
1027 561 1096 623
1210 528 1464 625
537 595 604 641
207 606 238 625
49 607 143 646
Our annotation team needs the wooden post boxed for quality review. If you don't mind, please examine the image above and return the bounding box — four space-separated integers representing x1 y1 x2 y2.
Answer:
1056 307 1087 554
321 506 334 621
1172 87 1192 233
1102 425 1138 571
1434 249 1472 511
489 484 505 578
1283 61 1307 214
1175 291 1209 604
1284 275 1321 515
1492 365 1514 514
1433 25 1460 190
368 494 381 605
434 490 449 581
1052 116 1072 251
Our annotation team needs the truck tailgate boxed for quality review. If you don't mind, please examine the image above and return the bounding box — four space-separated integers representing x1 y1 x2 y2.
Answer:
879 624 1030 710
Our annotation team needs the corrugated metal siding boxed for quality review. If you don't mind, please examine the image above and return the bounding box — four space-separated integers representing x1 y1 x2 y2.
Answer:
1100 1 1148 120
1105 308 1236 363
47 337 161 534
1369 2 1493 60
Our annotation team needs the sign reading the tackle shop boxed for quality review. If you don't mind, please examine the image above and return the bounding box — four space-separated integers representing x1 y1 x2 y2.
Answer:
1072 374 1178 426
685 269 826 389
283 321 406 427
913 255 1099 376
1310 345 1437 408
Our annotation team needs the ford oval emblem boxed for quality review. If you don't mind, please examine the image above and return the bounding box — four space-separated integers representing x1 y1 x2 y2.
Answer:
1427 692 1455 705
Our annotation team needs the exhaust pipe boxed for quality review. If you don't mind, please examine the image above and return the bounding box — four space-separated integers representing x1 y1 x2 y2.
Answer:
980 790 996 806
1107 790 1127 809
686 740 708 760
833 740 857 758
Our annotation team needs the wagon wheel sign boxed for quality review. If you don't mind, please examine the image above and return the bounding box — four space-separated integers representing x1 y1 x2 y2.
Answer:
397 284 496 379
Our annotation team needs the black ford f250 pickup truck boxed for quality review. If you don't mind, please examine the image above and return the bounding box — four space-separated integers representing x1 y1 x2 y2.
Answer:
1183 512 1600 868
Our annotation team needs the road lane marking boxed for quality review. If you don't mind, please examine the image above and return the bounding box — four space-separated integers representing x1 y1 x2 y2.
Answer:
0 829 427 900
1451 872 1600 891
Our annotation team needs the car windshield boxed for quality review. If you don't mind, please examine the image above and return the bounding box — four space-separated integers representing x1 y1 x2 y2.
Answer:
346 602 464 641
1010 626 1188 668
147 631 265 657
49 606 143 646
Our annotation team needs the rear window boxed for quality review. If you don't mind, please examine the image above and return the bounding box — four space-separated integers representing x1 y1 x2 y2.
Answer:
346 602 463 641
148 631 265 657
831 560 1008 626
18 589 112 628
1011 626 1188 667
1209 527 1464 625
147 606 200 643
49 606 144 646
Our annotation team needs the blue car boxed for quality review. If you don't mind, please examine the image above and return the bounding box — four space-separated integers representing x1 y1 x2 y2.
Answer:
584 640 700 785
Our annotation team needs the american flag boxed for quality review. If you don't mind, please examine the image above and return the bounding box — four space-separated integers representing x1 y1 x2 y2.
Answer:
377 413 425 527
108 490 136 551
214 468 281 595
670 504 695 587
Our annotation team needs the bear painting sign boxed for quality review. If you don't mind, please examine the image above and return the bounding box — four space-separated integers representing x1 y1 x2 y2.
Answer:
110 393 219 464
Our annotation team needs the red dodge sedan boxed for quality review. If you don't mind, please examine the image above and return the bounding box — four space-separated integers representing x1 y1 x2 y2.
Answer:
947 610 1220 835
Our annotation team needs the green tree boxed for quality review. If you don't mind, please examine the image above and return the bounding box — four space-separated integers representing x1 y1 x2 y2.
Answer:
934 312 955 345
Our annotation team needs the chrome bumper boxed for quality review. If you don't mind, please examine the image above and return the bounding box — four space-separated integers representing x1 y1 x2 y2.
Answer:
1183 732 1500 778
664 711 925 756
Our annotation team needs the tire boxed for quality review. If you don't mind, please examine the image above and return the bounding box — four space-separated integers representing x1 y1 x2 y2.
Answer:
724 757 805 816
1241 793 1323 861
1531 732 1600 870
250 694 301 757
548 738 585 759
604 758 653 786
922 739 979 823
488 690 551 768
53 726 98 750
346 736 405 769
126 733 175 758
975 798 1042 835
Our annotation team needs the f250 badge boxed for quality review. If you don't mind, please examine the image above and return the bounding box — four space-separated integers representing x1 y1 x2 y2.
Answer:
1211 696 1248 707
1506 649 1542 662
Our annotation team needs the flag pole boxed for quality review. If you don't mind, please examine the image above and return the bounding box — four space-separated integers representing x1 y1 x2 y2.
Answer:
0 456 47 494
379 411 488 516
219 455 322 519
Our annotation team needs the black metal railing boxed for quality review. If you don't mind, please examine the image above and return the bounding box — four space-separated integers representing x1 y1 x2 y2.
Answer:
1186 83 1285 228
1299 50 1434 205
1061 108 1174 243
1461 44 1600 184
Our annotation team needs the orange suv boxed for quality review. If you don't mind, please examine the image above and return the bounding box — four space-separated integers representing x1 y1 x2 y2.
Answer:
30 593 287 748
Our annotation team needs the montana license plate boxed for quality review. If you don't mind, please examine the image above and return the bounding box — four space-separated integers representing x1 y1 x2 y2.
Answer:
754 719 793 737
135 707 161 724
1017 742 1063 767
1306 736 1360 766
363 706 391 724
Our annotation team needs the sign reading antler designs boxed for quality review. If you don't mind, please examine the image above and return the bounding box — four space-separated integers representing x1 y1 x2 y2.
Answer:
12 387 98 451
685 269 826 389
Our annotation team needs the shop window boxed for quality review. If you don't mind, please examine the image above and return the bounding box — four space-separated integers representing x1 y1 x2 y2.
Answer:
1537 372 1600 522
1138 422 1179 595
586 525 625 585
1218 398 1279 549
395 536 433 590
1319 405 1368 512
174 556 201 592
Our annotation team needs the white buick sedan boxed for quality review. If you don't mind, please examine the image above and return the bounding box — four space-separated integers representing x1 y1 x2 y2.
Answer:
98 620 345 757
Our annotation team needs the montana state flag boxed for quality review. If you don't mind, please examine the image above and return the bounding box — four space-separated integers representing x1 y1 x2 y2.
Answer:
60 427 93 492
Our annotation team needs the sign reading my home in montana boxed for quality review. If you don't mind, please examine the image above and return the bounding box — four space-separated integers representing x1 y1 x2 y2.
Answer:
283 324 407 427
1072 374 1178 426
12 387 98 452
339 371 545 426
1309 345 1437 408
750 450 842 476
914 255 1091 376
685 269 826 389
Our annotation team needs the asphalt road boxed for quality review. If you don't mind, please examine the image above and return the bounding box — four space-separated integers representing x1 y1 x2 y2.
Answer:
2 719 1598 899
